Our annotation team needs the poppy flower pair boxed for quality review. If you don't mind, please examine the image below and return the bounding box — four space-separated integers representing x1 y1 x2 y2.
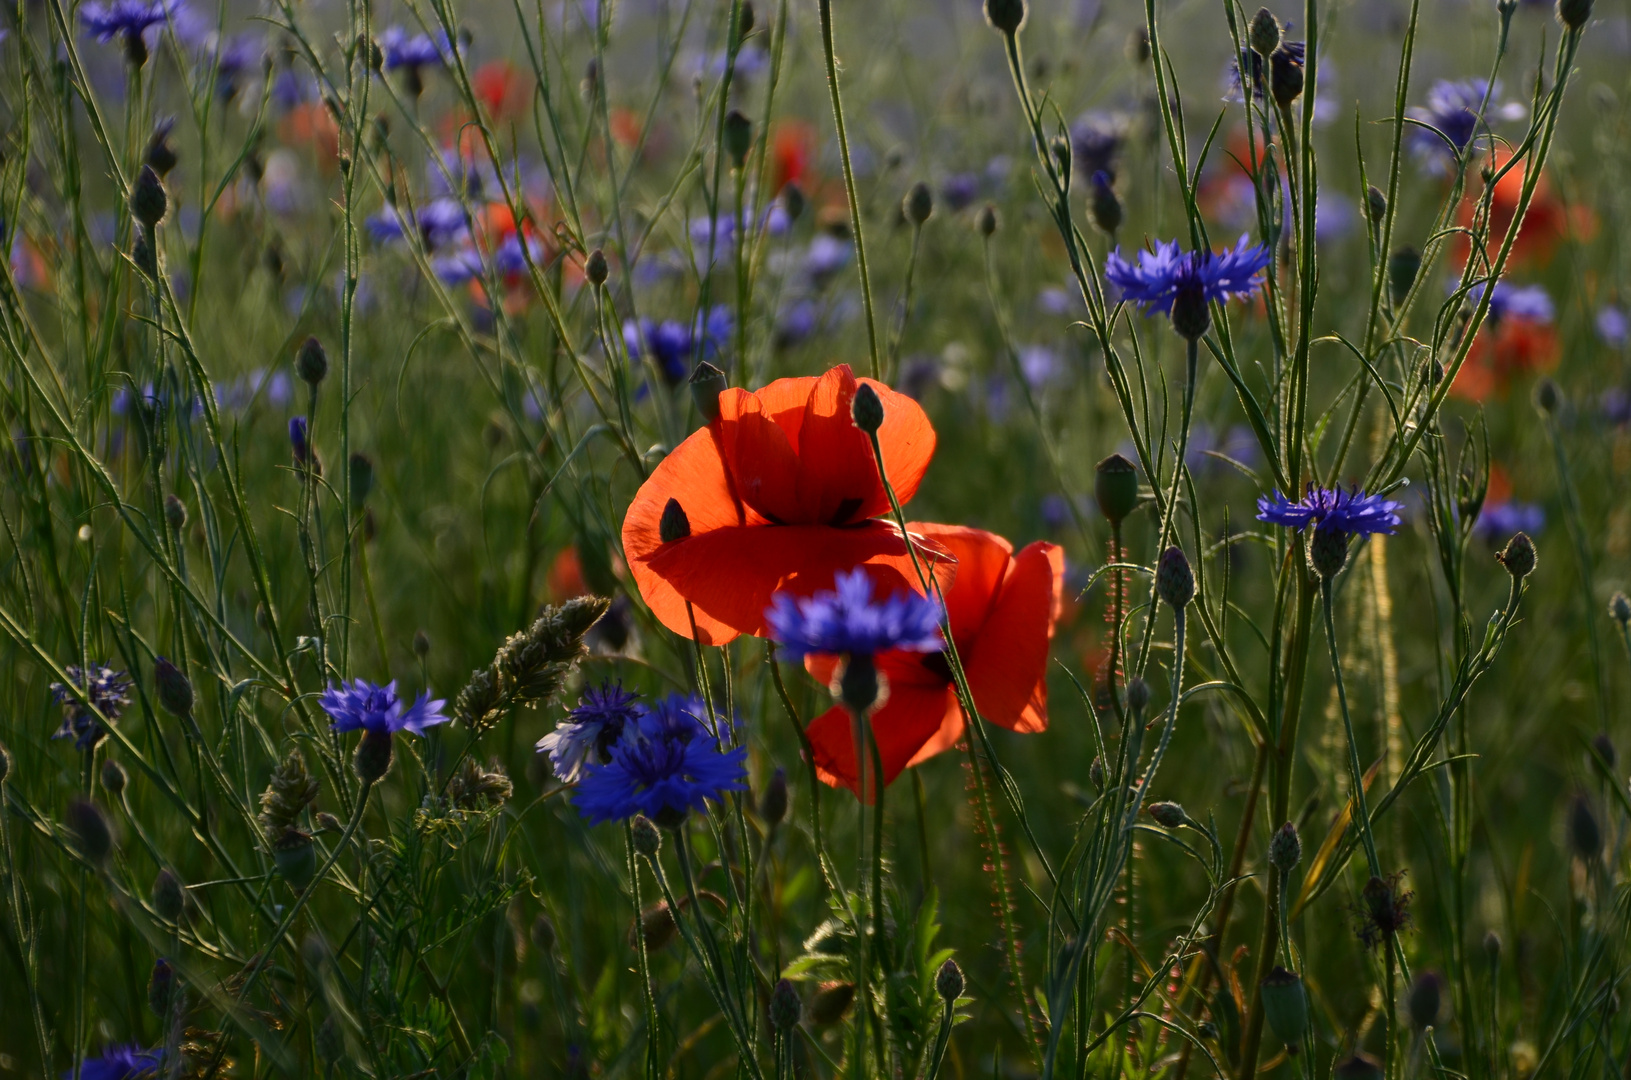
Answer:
621 365 1065 796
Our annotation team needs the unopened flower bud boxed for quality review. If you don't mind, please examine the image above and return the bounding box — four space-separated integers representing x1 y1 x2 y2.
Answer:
770 978 802 1030
1387 247 1420 307
631 814 662 858
839 653 881 716
315 812 342 833
1533 377 1561 416
1148 801 1185 828
296 336 329 386
659 498 691 544
163 494 187 531
152 868 185 922
723 110 753 168
1126 676 1151 716
783 183 806 223
1407 970 1443 1029
1333 1054 1384 1080
68 799 113 864
413 629 432 658
935 957 965 1002
851 382 885 435
153 656 194 716
759 767 788 827
1482 930 1502 960
1170 279 1211 341
585 248 609 286
1094 453 1140 524
348 453 375 509
1557 0 1592 30
977 203 999 238
131 165 168 229
1567 792 1602 860
353 728 394 783
1496 532 1536 579
904 181 934 226
1268 821 1301 872
100 758 127 797
1089 172 1122 237
1088 755 1105 792
689 361 727 423
1259 966 1308 1046
1591 732 1617 770
1269 47 1303 107
1610 592 1631 626
148 957 177 1018
1248 7 1282 57
1155 546 1194 608
1365 185 1387 225
738 0 756 37
984 0 1026 34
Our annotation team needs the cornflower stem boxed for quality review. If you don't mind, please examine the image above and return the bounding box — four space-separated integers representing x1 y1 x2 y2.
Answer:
886 222 925 382
1384 936 1398 1080
862 427 1043 1065
849 701 871 1080
815 0 882 380
924 999 955 1080
1322 573 1383 878
767 645 849 907
1136 336 1199 675
625 825 663 1079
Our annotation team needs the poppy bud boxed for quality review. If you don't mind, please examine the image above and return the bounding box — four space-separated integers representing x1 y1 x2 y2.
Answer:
770 978 802 1030
1170 279 1211 342
851 382 885 435
1148 801 1185 828
1495 531 1536 579
936 957 965 1002
413 629 432 658
689 361 727 422
1333 1052 1383 1080
1387 247 1420 307
809 980 856 1025
1126 676 1151 716
296 336 329 386
1567 793 1602 860
984 0 1026 34
783 183 806 223
759 767 788 827
1533 377 1561 416
67 799 112 864
1268 821 1301 872
531 913 556 955
1611 592 1631 626
839 653 881 716
659 498 691 543
1094 453 1139 524
1248 7 1282 57
152 868 185 921
1259 966 1308 1046
1365 185 1387 226
148 957 177 1018
977 203 999 237
1407 970 1443 1029
585 248 609 286
1155 546 1194 609
904 181 934 226
153 656 194 716
1557 0 1591 29
315 811 342 833
273 826 317 891
723 110 753 168
131 165 168 229
353 728 394 783
1309 525 1350 580
1591 732 1617 770
1089 172 1122 237
631 813 662 857
100 758 127 797
163 494 187 531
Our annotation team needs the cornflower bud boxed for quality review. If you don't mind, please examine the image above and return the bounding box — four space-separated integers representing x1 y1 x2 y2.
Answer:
1366 185 1387 226
1268 821 1301 872
689 361 727 423
1248 7 1282 57
1533 377 1561 416
1557 0 1592 29
315 811 342 833
1170 279 1211 342
770 978 802 1030
1269 47 1303 107
1407 970 1443 1029
1125 676 1150 717
1567 793 1602 860
148 957 177 1018
1155 546 1194 609
1309 526 1350 580
1089 172 1122 237
984 0 1026 34
783 183 806 223
152 869 185 922
68 799 113 864
163 494 187 531
935 958 965 1002
759 767 788 827
723 110 753 168
631 813 662 857
839 653 881 716
100 758 127 797
1094 453 1139 524
584 248 609 287
153 656 194 716
1483 930 1501 960
1387 247 1420 307
1591 732 1617 770
659 499 691 543
1610 592 1631 627
131 165 168 230
851 382 885 435
1333 1052 1384 1080
1496 532 1536 580
977 203 999 238
296 336 329 386
904 181 934 226
738 0 756 37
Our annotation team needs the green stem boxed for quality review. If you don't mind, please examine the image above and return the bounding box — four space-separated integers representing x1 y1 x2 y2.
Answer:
1323 575 1382 878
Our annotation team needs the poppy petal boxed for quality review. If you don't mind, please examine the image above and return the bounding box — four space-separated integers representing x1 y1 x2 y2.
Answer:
960 540 1065 733
644 521 955 641
806 677 958 799
714 387 806 524
906 523 1014 641
791 366 890 525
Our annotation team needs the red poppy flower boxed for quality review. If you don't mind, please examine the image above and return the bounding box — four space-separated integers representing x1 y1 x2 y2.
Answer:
1451 317 1559 401
771 120 817 193
1456 149 1596 268
802 524 1065 798
472 60 531 121
621 365 947 645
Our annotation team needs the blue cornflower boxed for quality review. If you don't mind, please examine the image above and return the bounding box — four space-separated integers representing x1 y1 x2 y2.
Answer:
1408 79 1525 166
1256 485 1403 536
68 1044 163 1080
288 416 312 464
804 234 852 280
537 682 643 783
365 198 469 250
1105 235 1272 339
81 0 175 44
1474 501 1544 543
50 664 134 751
319 678 449 736
205 34 263 100
1464 280 1553 324
379 26 452 71
571 694 747 825
1232 40 1306 103
1071 111 1127 181
1598 305 1628 348
622 305 734 386
940 173 979 212
765 568 945 661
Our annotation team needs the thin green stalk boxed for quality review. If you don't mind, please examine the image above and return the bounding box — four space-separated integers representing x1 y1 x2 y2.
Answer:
1323 575 1383 878
625 825 663 1080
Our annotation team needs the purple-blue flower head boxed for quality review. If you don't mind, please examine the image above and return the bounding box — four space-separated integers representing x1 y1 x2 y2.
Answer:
1474 501 1544 544
1256 485 1403 537
81 0 175 43
765 568 945 660
50 664 133 751
1598 306 1629 348
538 682 643 783
571 694 747 825
1071 111 1127 181
379 25 452 70
288 416 311 464
68 1044 164 1080
1105 235 1272 337
319 679 449 737
1464 280 1553 324
1408 79 1524 165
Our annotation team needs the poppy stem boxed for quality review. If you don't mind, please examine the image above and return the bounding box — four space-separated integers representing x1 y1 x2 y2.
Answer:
624 824 663 1078
766 644 850 910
